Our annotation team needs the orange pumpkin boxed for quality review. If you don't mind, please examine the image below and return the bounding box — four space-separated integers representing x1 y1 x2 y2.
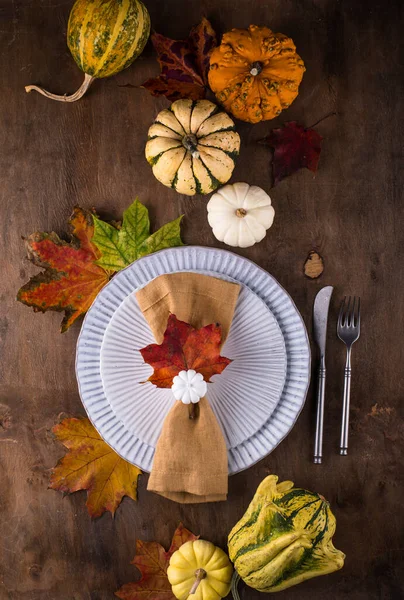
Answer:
208 25 305 124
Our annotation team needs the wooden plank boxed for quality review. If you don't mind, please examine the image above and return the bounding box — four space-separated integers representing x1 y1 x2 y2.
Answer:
0 0 403 598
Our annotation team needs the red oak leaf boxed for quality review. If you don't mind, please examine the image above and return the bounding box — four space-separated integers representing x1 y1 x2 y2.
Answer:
262 121 323 185
17 207 110 332
140 314 231 388
115 523 199 600
142 18 217 100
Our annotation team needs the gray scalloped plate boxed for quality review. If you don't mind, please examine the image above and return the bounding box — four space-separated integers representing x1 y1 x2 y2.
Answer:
76 246 311 474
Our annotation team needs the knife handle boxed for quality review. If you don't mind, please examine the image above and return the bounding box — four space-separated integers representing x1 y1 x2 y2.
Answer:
314 356 326 464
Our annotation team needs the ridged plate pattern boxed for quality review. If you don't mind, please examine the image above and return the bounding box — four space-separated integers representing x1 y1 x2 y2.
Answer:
76 247 311 474
100 280 287 449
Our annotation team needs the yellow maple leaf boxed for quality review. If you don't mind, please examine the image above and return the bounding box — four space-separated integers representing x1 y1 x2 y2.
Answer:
49 417 142 518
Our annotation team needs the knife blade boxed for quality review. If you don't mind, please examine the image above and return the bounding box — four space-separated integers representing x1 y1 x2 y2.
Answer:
313 286 333 464
313 286 334 357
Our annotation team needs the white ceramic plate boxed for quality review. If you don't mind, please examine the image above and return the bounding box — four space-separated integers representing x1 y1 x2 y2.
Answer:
100 277 287 450
76 247 311 474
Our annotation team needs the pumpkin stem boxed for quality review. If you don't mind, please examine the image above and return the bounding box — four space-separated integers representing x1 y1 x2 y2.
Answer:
231 571 241 600
236 208 247 218
189 568 207 595
25 73 95 102
250 61 263 76
182 133 200 159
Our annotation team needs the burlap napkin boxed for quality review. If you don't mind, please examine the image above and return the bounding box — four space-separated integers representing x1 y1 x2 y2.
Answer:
136 272 240 503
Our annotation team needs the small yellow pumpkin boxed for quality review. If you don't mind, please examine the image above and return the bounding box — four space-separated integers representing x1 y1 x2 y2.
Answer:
208 25 305 123
145 99 240 196
167 540 233 600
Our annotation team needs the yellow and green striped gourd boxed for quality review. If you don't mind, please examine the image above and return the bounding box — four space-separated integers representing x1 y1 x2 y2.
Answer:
26 0 150 102
228 475 345 595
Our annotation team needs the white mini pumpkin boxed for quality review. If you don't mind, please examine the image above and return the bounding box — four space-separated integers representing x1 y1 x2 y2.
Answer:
207 182 275 248
145 99 240 196
172 370 207 404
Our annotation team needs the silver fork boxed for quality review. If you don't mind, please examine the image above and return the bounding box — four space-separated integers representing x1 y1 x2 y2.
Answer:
337 296 361 455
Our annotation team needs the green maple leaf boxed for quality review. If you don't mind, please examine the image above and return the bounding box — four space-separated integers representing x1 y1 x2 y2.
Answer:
92 199 184 271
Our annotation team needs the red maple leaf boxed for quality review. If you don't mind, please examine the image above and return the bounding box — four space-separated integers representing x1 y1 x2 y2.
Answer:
140 314 231 388
115 523 199 600
17 207 110 332
262 121 323 185
142 18 217 101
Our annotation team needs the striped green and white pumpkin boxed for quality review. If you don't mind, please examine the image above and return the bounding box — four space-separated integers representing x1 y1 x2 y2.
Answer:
145 99 240 196
228 475 345 595
26 0 150 102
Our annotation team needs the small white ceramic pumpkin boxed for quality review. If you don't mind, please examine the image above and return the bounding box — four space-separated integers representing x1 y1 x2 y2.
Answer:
207 182 275 248
145 99 240 196
172 370 207 404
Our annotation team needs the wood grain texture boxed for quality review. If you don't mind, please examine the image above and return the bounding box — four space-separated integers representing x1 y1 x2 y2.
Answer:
1 0 403 598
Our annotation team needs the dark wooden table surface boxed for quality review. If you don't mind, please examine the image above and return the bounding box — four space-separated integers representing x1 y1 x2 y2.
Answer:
1 0 403 598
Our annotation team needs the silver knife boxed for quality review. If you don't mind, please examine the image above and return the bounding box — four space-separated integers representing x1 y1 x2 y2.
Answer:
313 286 334 464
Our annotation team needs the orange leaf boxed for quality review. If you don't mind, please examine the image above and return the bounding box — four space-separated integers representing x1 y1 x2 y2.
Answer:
17 207 110 332
49 417 141 518
115 523 199 600
140 314 231 388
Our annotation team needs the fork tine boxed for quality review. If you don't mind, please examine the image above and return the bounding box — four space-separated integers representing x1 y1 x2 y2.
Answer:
345 296 351 326
356 297 361 327
338 297 346 329
350 297 356 327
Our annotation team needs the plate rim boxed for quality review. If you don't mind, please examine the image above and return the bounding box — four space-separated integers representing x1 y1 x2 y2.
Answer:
75 245 311 475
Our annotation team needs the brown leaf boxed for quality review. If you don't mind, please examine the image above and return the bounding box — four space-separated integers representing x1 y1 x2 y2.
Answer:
189 17 217 85
261 121 323 185
304 250 324 279
17 207 110 332
49 417 142 518
141 19 217 100
140 314 231 388
142 76 205 101
115 523 199 600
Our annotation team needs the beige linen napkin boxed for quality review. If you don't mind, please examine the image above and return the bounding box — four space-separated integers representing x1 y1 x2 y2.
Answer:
136 272 240 503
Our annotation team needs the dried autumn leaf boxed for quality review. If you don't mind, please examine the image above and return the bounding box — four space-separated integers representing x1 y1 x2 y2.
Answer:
92 198 184 271
17 207 110 332
17 200 184 332
139 218 184 256
304 250 324 279
262 121 323 185
188 17 217 85
116 523 199 600
50 417 141 518
140 314 231 388
142 18 217 100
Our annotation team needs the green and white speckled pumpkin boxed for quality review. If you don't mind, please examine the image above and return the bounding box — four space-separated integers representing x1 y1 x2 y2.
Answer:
228 475 345 595
145 99 240 196
26 0 150 102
